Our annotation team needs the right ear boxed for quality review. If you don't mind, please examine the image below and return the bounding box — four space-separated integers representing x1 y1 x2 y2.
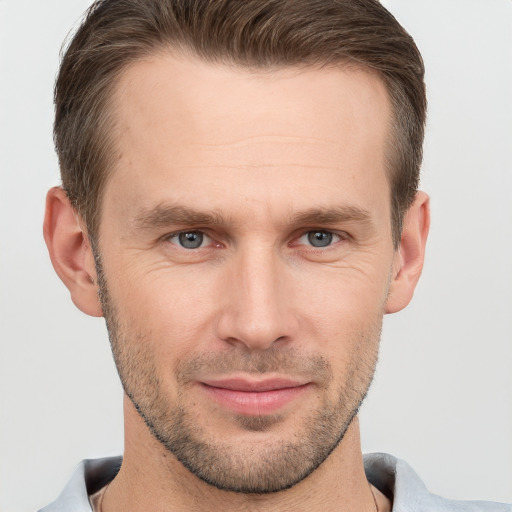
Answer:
43 187 103 317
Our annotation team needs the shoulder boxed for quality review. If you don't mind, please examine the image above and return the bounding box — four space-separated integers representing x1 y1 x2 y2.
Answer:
364 453 512 512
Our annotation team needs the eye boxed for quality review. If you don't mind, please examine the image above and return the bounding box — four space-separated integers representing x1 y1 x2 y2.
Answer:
168 231 211 249
298 230 341 248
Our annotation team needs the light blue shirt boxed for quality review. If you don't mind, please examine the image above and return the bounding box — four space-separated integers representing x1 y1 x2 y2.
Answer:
39 453 511 511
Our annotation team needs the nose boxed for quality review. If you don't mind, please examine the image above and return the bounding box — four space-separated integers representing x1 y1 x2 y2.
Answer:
215 246 297 351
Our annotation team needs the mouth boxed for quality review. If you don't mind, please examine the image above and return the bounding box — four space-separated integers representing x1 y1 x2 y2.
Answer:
199 377 311 416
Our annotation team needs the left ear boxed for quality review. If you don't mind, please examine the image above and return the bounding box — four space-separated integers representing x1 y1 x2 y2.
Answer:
385 191 430 314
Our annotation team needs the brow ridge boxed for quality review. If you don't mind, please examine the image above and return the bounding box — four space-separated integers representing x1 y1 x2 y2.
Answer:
134 204 224 229
133 203 373 230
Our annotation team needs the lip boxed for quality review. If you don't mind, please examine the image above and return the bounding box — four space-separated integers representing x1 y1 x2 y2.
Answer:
199 377 310 416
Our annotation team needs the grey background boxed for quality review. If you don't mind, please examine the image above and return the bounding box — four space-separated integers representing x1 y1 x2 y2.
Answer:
0 1 511 510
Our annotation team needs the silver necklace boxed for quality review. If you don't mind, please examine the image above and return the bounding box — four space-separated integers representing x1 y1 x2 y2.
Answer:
370 483 380 512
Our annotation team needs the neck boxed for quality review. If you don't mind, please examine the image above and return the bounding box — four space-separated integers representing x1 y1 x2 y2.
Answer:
103 397 377 512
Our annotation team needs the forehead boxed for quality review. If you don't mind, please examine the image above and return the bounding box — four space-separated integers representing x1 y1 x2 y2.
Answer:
104 52 392 224
112 52 390 150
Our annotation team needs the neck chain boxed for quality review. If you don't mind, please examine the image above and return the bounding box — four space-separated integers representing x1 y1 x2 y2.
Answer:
370 483 380 512
96 481 111 512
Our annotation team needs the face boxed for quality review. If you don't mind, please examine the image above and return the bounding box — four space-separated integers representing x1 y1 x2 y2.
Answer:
96 54 397 493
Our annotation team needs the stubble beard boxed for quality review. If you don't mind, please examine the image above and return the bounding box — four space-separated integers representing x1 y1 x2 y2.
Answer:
95 258 381 494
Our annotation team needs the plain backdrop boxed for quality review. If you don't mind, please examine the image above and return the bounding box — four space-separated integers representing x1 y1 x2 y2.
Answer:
1 1 511 511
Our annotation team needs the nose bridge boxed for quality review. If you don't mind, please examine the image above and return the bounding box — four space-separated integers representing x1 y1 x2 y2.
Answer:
216 242 294 350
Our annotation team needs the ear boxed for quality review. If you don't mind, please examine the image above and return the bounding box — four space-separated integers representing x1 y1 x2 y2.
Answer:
385 191 430 314
43 187 103 317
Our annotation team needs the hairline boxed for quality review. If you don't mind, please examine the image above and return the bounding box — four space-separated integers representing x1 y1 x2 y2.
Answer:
83 46 404 249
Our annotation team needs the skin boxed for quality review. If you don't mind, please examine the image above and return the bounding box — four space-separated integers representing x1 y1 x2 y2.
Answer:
44 53 429 511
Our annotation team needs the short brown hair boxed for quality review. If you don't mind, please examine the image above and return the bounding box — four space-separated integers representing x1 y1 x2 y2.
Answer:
54 0 426 247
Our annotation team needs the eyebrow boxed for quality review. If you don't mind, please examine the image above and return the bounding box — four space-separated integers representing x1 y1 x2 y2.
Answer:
133 203 373 230
291 205 373 226
133 204 224 230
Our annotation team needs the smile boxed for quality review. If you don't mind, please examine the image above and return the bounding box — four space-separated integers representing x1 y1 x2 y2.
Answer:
200 378 311 416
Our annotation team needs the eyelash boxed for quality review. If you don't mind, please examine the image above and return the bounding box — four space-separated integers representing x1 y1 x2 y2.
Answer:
164 229 347 250
166 231 215 250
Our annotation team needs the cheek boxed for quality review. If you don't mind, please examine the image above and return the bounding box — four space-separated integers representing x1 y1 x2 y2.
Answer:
104 245 392 368
293 265 388 367
107 261 218 361
296 264 390 328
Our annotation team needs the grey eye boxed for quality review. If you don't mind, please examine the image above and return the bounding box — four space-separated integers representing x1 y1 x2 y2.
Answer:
307 231 333 247
177 231 204 249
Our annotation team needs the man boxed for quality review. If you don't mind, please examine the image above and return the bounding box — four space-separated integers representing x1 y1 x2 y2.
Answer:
39 0 510 511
